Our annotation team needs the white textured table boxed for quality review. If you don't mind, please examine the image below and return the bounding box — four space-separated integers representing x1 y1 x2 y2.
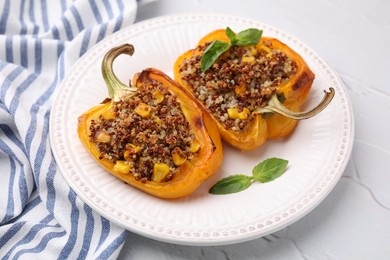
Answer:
119 0 390 259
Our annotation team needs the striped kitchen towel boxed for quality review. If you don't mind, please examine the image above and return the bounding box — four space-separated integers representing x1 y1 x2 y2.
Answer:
0 0 138 258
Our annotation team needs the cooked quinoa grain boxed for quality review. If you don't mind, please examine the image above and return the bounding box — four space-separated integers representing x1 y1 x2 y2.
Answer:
179 42 297 131
89 78 197 182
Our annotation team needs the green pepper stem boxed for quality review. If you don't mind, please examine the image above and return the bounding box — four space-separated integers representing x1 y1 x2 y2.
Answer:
256 88 335 120
102 43 137 102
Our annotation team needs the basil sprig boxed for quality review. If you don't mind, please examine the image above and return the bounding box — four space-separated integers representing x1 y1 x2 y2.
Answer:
200 27 263 72
200 41 231 74
209 157 288 195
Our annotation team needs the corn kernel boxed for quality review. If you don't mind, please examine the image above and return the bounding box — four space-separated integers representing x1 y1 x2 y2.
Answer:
258 44 271 53
154 116 162 124
152 91 164 104
126 143 141 153
124 144 141 160
95 131 111 143
153 163 170 182
238 107 250 119
114 160 130 174
135 103 152 118
190 140 200 153
250 46 258 56
123 151 131 161
172 147 187 166
227 108 239 119
241 56 255 63
101 110 116 120
235 84 246 95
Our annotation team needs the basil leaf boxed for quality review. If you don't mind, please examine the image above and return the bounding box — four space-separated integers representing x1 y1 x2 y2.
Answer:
209 174 253 195
201 40 231 72
252 158 288 183
200 27 262 71
225 27 237 43
234 28 263 46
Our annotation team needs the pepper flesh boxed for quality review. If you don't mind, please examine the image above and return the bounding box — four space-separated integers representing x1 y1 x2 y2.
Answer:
78 44 223 199
174 29 334 150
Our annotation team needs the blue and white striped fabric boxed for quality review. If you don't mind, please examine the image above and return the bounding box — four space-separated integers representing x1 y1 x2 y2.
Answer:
0 0 138 258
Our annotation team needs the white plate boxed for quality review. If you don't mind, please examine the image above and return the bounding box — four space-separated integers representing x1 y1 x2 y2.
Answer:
50 13 354 246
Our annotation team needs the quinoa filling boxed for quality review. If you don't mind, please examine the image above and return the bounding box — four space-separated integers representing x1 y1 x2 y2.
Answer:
89 78 198 183
179 42 297 131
